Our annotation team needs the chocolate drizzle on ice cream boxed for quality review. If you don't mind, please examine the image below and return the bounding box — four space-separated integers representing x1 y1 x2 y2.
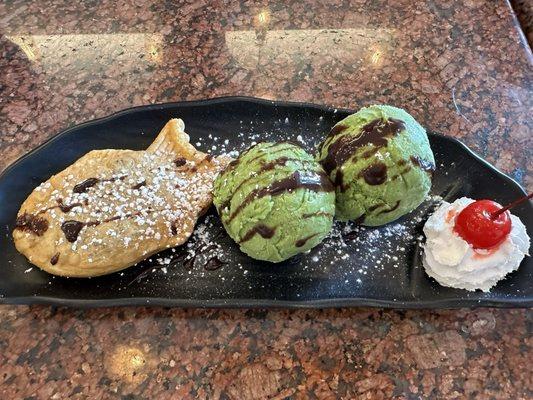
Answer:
225 170 334 223
295 233 319 247
213 141 335 263
239 224 276 243
320 118 405 175
359 162 388 185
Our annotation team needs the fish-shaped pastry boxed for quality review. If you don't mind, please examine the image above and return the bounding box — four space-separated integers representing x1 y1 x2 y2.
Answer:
13 119 230 277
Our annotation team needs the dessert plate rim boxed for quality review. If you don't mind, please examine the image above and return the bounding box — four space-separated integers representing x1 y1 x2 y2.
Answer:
0 96 530 309
2 295 532 309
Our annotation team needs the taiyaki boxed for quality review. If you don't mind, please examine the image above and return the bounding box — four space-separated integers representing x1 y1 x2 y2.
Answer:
13 119 230 277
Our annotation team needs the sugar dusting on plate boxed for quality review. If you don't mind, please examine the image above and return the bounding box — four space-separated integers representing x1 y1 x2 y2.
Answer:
123 194 443 296
106 120 443 296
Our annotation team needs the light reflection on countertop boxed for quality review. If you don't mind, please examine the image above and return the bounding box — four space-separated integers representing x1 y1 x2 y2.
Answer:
6 33 163 70
225 28 393 70
105 344 153 385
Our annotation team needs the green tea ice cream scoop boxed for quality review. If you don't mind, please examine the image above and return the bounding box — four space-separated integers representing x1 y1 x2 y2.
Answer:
213 142 335 262
317 105 435 226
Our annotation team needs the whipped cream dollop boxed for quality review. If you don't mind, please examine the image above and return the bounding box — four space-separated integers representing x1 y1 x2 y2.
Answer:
423 197 530 292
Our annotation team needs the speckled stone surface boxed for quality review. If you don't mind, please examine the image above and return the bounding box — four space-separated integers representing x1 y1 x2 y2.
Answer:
0 0 532 399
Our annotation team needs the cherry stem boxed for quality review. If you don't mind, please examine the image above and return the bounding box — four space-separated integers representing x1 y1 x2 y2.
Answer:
491 192 533 219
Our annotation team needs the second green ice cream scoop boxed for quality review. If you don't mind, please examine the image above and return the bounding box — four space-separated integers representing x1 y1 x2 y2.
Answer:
317 105 435 226
213 142 335 263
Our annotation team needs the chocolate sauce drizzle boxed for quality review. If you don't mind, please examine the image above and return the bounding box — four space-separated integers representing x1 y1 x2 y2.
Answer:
15 213 49 236
58 199 83 212
131 180 146 190
376 200 401 215
182 256 195 270
243 143 297 166
60 213 139 242
295 233 319 248
302 211 334 219
174 157 187 167
204 256 225 271
50 252 60 265
186 243 216 267
37 198 84 215
239 224 276 243
126 222 228 287
61 220 95 243
225 171 334 223
126 243 220 286
220 156 320 212
260 156 291 172
219 142 317 212
224 143 265 171
170 222 178 236
222 157 290 209
334 169 345 190
388 157 434 182
366 200 402 216
328 124 348 137
343 230 360 241
360 147 380 159
72 176 126 194
367 204 382 212
226 159 240 171
72 177 99 193
354 214 366 225
182 243 225 271
359 162 388 185
320 118 405 176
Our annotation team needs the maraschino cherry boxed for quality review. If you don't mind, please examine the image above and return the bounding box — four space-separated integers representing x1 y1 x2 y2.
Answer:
454 193 532 249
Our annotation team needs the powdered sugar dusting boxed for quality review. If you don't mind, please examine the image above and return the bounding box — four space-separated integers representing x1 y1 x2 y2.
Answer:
34 152 224 250
123 195 444 299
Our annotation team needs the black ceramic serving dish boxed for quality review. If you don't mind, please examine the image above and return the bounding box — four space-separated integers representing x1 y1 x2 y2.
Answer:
0 97 531 308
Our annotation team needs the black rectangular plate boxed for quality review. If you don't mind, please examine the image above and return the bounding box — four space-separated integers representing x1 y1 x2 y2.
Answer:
0 97 531 308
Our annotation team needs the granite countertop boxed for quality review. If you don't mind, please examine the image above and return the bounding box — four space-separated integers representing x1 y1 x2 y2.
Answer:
0 1 531 399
